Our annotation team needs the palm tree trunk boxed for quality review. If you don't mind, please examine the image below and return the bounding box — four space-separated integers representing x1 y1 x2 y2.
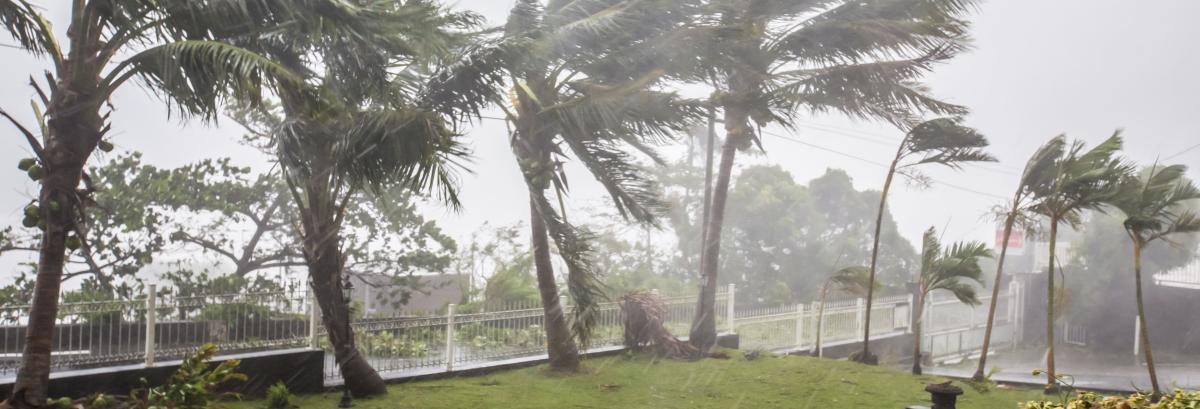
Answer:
11 90 104 407
860 150 902 364
1044 217 1059 393
973 210 1017 381
814 284 829 358
689 106 745 352
529 197 580 371
699 107 716 276
1132 240 1161 395
911 290 925 375
299 181 385 397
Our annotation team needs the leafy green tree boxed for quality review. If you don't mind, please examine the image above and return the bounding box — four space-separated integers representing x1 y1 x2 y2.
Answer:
227 0 476 395
1112 164 1200 395
911 227 989 375
1028 133 1131 392
427 0 700 371
972 137 1064 381
0 1 307 402
665 0 979 352
860 118 994 362
813 266 874 358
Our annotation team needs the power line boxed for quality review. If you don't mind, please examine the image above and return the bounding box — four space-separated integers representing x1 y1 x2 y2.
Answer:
1165 142 1200 161
789 121 1022 177
763 130 1010 201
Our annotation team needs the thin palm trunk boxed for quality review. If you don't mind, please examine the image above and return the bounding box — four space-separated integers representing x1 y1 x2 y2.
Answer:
973 210 1017 381
814 284 830 358
911 290 925 375
1132 241 1161 395
1045 217 1059 392
528 197 581 371
12 80 104 407
699 107 716 275
689 106 744 351
299 179 386 397
860 147 903 364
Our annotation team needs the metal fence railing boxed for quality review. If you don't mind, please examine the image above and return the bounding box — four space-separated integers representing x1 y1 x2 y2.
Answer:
732 294 913 354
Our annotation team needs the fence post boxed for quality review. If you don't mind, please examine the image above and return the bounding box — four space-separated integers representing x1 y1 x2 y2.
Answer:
854 297 865 336
1133 315 1141 357
144 284 157 367
308 288 319 349
445 303 457 372
794 303 805 348
906 293 915 334
726 284 736 333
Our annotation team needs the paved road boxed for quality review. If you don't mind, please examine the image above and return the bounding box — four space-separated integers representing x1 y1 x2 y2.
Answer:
924 351 1200 393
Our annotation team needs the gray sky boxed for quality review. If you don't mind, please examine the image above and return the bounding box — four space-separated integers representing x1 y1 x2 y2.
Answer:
2 0 1199 281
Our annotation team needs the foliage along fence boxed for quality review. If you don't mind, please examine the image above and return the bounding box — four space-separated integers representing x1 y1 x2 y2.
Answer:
0 282 1021 383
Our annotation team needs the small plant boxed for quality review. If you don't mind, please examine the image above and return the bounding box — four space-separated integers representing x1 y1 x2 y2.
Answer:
743 348 773 361
90 393 115 409
265 382 296 409
45 397 72 409
965 366 1000 394
1023 390 1200 408
132 343 247 409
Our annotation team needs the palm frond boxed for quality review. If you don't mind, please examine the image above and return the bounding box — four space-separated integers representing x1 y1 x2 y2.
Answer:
529 187 606 348
829 266 877 296
901 117 996 169
0 0 53 56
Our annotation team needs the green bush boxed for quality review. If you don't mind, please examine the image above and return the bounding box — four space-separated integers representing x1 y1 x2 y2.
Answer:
264 382 296 409
133 343 247 409
1023 390 1200 408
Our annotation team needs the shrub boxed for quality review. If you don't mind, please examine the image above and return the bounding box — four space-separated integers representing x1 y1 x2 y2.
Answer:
133 343 247 409
265 382 296 409
1023 390 1200 409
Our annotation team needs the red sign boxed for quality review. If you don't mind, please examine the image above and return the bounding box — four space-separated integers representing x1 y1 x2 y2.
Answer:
996 229 1024 250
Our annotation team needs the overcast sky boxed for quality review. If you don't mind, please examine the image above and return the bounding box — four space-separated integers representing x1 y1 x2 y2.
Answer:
1 0 1198 282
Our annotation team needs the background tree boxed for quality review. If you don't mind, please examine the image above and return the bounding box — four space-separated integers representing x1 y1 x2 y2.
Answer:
971 136 1064 381
859 118 994 363
813 265 873 358
910 227 989 375
666 0 979 352
427 0 700 371
0 1 307 403
1113 164 1200 395
1028 133 1130 392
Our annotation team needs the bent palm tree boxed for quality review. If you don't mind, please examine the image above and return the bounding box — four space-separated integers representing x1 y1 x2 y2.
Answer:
1028 133 1130 392
911 227 989 375
814 266 874 358
1113 163 1200 396
0 2 300 405
662 0 979 353
427 0 700 371
229 0 477 395
971 136 1065 381
861 117 994 363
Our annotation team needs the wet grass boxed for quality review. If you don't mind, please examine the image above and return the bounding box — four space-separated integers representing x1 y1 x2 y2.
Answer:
231 351 1047 409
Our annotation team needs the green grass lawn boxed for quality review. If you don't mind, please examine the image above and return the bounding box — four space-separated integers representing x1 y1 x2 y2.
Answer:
234 352 1047 409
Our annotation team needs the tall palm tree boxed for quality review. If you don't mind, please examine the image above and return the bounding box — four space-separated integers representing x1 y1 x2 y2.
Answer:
813 265 874 358
0 2 301 405
1113 163 1200 396
860 117 994 363
1028 133 1130 393
662 0 979 352
426 0 701 371
911 227 989 375
971 136 1065 381
228 1 478 396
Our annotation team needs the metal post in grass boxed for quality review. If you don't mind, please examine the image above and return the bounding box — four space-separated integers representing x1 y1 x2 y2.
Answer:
445 303 456 372
144 284 156 367
726 284 736 333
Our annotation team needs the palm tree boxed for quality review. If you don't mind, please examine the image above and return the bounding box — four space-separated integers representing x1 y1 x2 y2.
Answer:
971 137 1065 381
1028 133 1130 393
425 0 700 371
1113 163 1200 396
664 0 980 352
860 117 995 363
911 227 990 375
813 266 874 358
0 2 300 405
229 1 477 396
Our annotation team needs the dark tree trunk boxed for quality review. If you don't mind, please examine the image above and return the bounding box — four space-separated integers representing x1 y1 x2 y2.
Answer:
973 209 1017 381
529 198 580 371
689 105 745 352
11 79 104 408
911 291 925 375
299 180 385 397
1132 240 1161 395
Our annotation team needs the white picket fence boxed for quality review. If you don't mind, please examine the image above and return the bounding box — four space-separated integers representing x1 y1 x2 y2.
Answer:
0 281 1020 382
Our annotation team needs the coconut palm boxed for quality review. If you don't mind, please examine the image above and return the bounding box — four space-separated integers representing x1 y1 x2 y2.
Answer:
0 2 302 405
860 117 994 363
660 0 980 353
813 266 874 358
970 136 1065 381
227 1 478 396
1113 163 1200 396
911 227 989 375
425 0 701 371
1028 133 1131 392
